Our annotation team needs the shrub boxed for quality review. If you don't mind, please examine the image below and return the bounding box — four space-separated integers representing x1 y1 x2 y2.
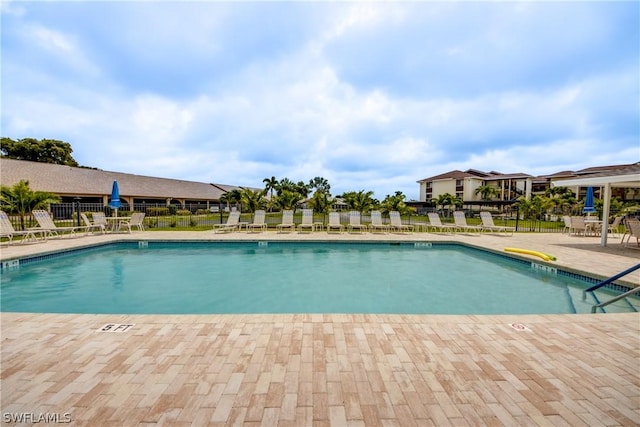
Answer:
147 207 170 216
176 209 191 216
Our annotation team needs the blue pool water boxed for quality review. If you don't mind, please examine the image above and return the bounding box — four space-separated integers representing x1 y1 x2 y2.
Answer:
0 242 633 314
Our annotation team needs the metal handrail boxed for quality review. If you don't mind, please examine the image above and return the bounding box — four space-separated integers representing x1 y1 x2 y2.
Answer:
591 287 640 313
582 263 640 297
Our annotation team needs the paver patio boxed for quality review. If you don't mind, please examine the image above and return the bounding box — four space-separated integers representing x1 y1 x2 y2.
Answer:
1 230 638 426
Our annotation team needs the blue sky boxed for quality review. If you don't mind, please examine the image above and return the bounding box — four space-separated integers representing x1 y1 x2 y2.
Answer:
2 1 638 200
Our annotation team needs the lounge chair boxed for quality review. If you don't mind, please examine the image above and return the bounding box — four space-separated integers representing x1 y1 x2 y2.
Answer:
607 216 623 238
389 211 413 233
327 212 344 233
247 210 267 233
81 213 106 234
0 210 45 244
569 216 587 236
562 216 572 234
276 210 296 233
621 219 640 247
369 210 389 233
298 209 315 233
453 211 482 233
119 212 146 233
31 209 85 238
92 212 109 230
426 213 457 233
347 211 367 233
479 212 515 235
213 211 241 233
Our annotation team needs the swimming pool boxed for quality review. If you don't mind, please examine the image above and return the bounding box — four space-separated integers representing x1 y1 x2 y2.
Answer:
1 241 636 314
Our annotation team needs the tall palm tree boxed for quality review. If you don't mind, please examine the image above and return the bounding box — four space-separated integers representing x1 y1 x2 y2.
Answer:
0 180 61 230
308 177 331 195
262 176 279 211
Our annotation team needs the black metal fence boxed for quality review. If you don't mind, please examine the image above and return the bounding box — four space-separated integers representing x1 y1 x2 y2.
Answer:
3 203 602 233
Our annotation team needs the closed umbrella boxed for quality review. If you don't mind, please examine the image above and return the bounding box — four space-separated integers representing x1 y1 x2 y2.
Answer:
109 180 122 217
583 186 596 214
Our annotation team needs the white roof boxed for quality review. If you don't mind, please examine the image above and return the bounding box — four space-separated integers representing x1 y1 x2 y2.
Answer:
551 164 640 188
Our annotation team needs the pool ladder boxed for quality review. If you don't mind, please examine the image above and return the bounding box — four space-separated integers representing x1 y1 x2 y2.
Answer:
582 263 640 313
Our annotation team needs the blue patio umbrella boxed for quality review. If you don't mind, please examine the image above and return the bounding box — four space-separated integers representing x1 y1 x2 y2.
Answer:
109 180 122 217
582 186 596 214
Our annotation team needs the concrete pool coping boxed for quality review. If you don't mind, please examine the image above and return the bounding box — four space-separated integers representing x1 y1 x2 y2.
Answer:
1 230 639 425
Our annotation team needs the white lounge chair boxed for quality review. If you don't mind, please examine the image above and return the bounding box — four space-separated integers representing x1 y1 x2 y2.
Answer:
569 216 587 236
92 212 109 230
453 211 482 233
214 211 241 233
276 210 296 233
81 213 106 234
369 211 389 233
389 211 413 233
327 212 344 233
31 209 85 238
347 211 367 233
479 212 515 235
298 209 315 233
0 210 45 244
247 210 267 233
426 213 456 233
622 219 640 247
607 216 623 238
119 212 146 233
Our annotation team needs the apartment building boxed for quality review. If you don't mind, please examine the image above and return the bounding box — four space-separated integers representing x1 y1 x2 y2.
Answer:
417 163 639 207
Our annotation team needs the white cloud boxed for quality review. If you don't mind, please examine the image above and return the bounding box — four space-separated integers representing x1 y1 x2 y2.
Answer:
1 2 637 200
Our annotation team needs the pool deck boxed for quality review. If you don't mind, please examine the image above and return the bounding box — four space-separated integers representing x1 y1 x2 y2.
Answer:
1 230 639 426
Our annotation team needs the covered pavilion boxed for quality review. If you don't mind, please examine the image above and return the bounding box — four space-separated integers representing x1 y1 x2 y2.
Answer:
552 163 640 246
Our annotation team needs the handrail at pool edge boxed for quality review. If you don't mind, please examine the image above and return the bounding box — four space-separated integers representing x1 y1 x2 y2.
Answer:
582 263 640 299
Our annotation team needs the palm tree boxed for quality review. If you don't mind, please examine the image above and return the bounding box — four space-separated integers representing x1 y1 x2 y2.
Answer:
239 188 267 213
474 185 500 204
341 190 376 212
433 193 461 217
0 180 61 230
545 186 577 215
220 189 242 212
379 191 414 215
262 176 279 211
308 189 332 214
308 177 331 195
274 190 303 211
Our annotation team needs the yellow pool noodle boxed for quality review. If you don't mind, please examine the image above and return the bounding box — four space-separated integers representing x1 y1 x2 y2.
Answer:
504 247 556 261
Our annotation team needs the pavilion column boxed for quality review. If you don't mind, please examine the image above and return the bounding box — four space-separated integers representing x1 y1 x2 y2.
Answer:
600 183 611 247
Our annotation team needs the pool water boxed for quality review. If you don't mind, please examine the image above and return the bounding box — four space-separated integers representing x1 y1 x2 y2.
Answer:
0 242 634 314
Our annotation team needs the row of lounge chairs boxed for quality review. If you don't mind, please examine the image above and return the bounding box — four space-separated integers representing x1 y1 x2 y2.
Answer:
0 210 145 244
213 209 515 235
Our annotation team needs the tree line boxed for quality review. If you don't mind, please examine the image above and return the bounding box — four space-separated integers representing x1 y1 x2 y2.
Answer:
1 137 80 166
222 176 414 215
